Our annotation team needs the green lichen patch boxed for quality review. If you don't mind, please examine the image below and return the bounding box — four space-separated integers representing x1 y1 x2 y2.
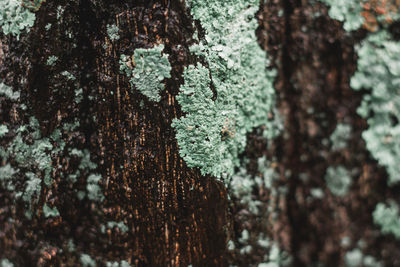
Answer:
46 55 58 66
119 44 171 102
373 201 400 239
80 254 96 267
351 31 400 185
0 83 20 101
43 203 60 218
0 0 36 39
0 259 14 267
106 261 130 267
21 0 46 12
324 166 352 196
330 123 352 150
318 0 365 31
106 24 119 41
173 0 276 179
0 125 9 137
86 174 104 202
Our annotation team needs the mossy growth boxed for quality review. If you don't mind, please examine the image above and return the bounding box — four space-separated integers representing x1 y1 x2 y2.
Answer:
351 31 400 185
324 166 352 197
120 44 171 102
373 201 400 239
0 0 39 39
173 0 276 179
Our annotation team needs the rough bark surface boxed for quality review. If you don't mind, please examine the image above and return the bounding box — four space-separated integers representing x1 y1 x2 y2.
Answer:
1 0 400 267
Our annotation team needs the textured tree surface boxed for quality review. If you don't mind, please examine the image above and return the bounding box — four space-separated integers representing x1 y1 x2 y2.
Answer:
1 0 400 267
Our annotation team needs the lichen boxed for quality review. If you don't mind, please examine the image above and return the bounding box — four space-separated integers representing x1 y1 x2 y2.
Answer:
43 203 60 218
324 166 352 196
86 174 104 202
351 31 400 185
330 123 351 150
0 259 14 267
80 254 96 267
0 0 37 39
318 0 365 31
119 44 171 102
106 24 119 41
46 55 58 66
0 82 20 101
373 201 400 239
105 261 130 267
173 0 276 179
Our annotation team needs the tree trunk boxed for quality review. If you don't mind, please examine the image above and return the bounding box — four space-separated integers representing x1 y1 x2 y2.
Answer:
1 0 400 266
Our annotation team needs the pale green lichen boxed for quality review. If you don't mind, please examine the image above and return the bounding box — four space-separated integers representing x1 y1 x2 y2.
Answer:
0 0 37 39
318 0 365 31
106 24 120 41
0 259 14 267
101 221 128 233
61 71 76 81
324 166 352 196
0 83 20 101
46 55 58 66
80 254 96 267
330 123 351 150
43 203 60 218
86 174 104 202
105 261 130 267
373 201 400 239
351 31 400 185
173 0 276 178
0 125 9 137
120 44 171 102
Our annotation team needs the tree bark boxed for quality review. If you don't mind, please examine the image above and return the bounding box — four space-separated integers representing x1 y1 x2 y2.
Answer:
1 0 400 266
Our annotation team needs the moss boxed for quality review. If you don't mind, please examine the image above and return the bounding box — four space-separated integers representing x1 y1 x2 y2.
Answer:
351 31 400 185
324 166 352 196
120 44 171 102
173 0 276 179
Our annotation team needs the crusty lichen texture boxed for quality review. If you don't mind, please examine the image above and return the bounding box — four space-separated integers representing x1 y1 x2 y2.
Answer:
322 0 400 240
0 0 44 39
120 44 171 102
172 0 276 179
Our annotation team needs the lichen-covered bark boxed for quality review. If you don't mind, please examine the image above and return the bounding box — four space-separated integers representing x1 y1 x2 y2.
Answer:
0 1 229 266
257 0 400 265
2 0 400 266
